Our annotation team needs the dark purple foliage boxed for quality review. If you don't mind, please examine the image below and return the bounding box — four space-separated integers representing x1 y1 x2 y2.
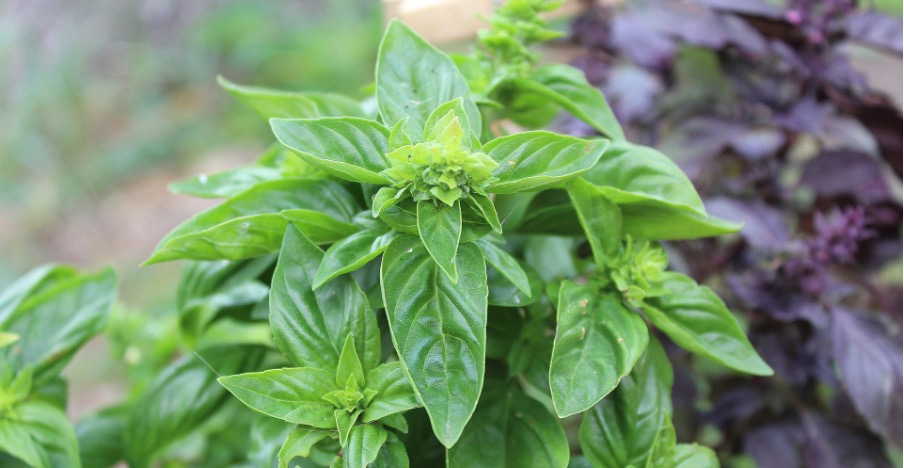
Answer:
567 0 902 464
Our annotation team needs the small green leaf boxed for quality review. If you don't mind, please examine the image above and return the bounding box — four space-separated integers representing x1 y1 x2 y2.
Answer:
643 272 773 376
417 201 462 283
168 165 283 199
672 444 719 468
474 239 531 297
342 424 388 468
372 186 408 217
467 189 502 233
388 118 412 151
579 338 674 468
549 282 649 417
270 225 380 373
218 75 363 119
0 400 79 468
0 332 18 350
314 229 398 289
336 335 366 389
514 64 625 140
423 98 481 148
278 428 329 468
567 178 622 267
362 362 420 423
146 179 359 264
645 414 677 467
485 132 608 194
376 20 480 139
335 408 363 447
486 259 544 308
271 118 391 184
0 264 77 325
380 236 488 447
218 368 337 428
447 382 569 468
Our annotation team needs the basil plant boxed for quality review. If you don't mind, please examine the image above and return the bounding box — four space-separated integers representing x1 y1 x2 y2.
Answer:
139 6 772 468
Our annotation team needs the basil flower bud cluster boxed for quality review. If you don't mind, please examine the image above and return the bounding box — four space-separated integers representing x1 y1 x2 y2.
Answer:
381 111 498 206
603 236 670 308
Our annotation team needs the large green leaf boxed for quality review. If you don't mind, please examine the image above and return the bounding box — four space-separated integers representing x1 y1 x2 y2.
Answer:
643 272 772 376
376 20 480 139
342 424 389 468
218 76 363 119
278 427 329 468
146 179 359 264
75 406 127 468
620 202 741 240
549 282 649 417
123 347 264 467
270 225 380 372
474 239 531 297
485 132 608 194
271 118 391 184
579 338 674 468
566 178 622 267
0 401 79 468
0 264 77 325
168 165 282 199
672 444 719 468
314 229 398 289
447 382 569 468
0 268 116 382
362 362 420 423
218 368 337 428
380 236 487 447
417 201 462 283
514 64 625 141
582 142 705 213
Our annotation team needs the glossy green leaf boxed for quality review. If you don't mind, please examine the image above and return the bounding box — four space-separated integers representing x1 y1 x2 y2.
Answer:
567 178 622 266
0 268 116 382
376 20 480 139
550 283 649 417
486 259 544 307
388 118 412 151
620 202 741 241
362 362 420 423
271 118 391 184
417 201 462 283
314 229 398 289
218 76 363 119
673 444 719 468
514 64 625 140
423 98 481 148
0 264 77 325
579 338 674 468
485 132 608 194
279 427 329 468
644 414 677 468
0 400 79 468
168 165 282 199
343 424 388 468
75 406 127 468
270 225 380 372
123 347 264 466
281 209 360 244
467 189 501 233
475 239 531 297
582 142 705 213
336 334 366 388
372 186 407 217
447 382 569 468
643 272 772 376
219 368 337 428
335 408 362 447
372 432 410 468
146 179 359 264
380 236 487 447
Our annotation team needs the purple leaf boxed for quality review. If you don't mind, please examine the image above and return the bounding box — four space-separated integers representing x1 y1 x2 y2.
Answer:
799 150 892 205
691 0 784 19
846 11 903 54
706 198 788 250
602 65 663 123
830 307 903 448
800 411 894 467
744 421 804 468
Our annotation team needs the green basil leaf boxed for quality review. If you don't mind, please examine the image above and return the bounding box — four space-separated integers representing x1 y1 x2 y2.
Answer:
279 427 330 468
486 259 544 307
485 132 608 194
447 382 569 468
146 179 359 264
566 178 622 266
124 347 264 466
673 444 719 468
343 424 388 468
474 239 531 297
376 20 480 139
336 334 366 388
380 236 487 447
0 400 79 468
388 118 413 151
271 118 391 184
644 414 677 467
281 209 361 244
0 268 116 382
362 362 420 423
75 406 127 468
0 264 77 325
335 408 362 447
0 333 17 350
579 338 674 468
379 202 419 235
270 225 380 372
314 229 398 289
467 189 502 233
620 202 741 240
169 165 283 199
417 201 462 283
372 432 410 468
218 368 337 428
549 283 649 417
218 75 363 119
643 273 772 376
582 142 705 214
423 98 481 148
372 186 407 217
515 64 624 141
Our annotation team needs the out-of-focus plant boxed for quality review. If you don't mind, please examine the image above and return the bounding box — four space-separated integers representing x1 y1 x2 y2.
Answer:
567 0 902 465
